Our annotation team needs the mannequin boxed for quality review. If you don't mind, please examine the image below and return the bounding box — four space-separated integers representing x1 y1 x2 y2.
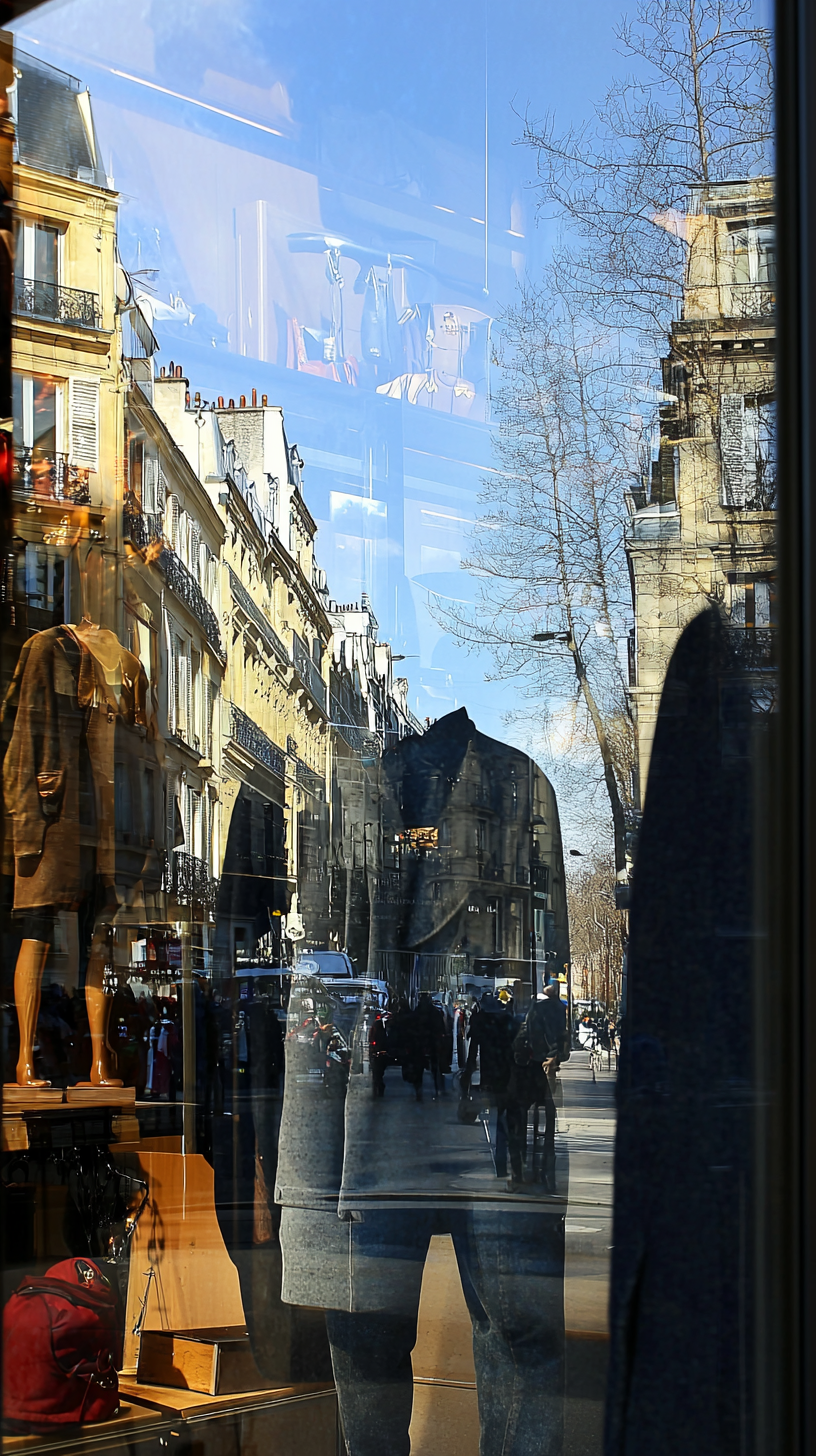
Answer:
4 617 156 1088
71 618 130 1088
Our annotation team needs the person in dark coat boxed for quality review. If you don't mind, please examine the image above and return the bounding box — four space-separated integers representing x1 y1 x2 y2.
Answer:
605 606 761 1456
515 983 569 1193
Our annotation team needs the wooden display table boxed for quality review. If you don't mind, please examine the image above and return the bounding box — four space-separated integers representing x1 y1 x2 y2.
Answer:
2 1095 138 1153
1 1400 171 1454
119 1380 338 1456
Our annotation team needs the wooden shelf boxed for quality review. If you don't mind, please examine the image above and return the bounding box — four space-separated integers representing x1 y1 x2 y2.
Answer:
119 1379 335 1422
1 1400 170 1453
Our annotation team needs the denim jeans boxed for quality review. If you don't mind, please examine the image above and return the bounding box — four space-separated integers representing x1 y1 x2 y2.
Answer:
325 1206 565 1456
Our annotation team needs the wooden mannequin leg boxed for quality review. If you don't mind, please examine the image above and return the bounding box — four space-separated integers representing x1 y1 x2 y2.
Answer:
11 938 51 1086
84 932 123 1087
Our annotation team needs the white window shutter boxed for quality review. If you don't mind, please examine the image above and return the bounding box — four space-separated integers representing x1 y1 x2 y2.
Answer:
165 611 176 737
186 647 193 744
69 377 99 469
720 394 746 506
203 675 212 758
184 785 193 856
176 642 186 739
166 494 179 549
157 464 167 513
165 769 178 854
143 453 156 513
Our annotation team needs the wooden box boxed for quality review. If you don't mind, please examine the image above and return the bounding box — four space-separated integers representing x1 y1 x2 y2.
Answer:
136 1326 267 1396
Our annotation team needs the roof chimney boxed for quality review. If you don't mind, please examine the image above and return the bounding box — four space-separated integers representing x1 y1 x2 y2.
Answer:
185 391 190 405
194 392 201 406
252 388 257 406
169 361 174 374
218 396 224 408
262 394 268 407
240 394 246 407
175 364 183 379
229 398 235 408
160 366 166 378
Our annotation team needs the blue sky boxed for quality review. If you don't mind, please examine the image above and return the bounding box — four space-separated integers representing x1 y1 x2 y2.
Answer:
11 0 772 848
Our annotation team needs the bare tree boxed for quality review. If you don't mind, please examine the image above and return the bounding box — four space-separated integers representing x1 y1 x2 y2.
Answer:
523 0 773 343
438 0 774 869
435 284 637 875
567 854 627 1012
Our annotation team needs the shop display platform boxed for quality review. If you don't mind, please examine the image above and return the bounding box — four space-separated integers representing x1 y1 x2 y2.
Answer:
1 1401 172 1455
119 1381 339 1456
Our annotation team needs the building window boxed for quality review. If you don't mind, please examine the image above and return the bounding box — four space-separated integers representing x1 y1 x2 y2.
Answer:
719 394 777 509
13 374 59 454
13 217 58 285
728 219 776 285
731 577 776 630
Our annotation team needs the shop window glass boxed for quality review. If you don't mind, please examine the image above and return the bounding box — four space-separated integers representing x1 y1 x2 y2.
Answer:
0 5 795 1456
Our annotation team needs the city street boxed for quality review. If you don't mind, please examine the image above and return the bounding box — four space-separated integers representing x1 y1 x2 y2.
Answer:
408 1048 616 1456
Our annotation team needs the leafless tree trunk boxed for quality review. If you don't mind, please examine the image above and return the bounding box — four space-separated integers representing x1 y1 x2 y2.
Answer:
433 287 637 873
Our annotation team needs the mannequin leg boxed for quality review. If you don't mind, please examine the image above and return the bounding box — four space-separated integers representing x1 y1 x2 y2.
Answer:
10 938 51 1086
84 932 123 1087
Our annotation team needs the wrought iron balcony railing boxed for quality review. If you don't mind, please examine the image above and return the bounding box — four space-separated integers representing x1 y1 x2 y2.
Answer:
14 276 101 330
123 504 164 551
228 702 286 778
160 547 224 660
163 849 219 911
228 566 289 665
296 757 325 798
12 445 91 503
724 626 776 672
329 693 368 752
292 630 327 712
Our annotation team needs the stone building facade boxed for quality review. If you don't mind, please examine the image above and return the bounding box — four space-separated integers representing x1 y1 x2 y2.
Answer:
626 178 776 794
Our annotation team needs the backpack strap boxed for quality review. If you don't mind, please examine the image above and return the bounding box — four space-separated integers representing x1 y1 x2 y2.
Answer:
13 1278 114 1315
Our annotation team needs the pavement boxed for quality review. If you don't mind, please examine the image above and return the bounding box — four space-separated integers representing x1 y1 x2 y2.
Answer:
409 1049 617 1456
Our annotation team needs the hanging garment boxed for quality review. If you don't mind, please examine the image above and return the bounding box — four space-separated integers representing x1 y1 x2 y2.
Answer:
375 371 439 405
286 317 359 385
3 625 163 911
360 268 390 367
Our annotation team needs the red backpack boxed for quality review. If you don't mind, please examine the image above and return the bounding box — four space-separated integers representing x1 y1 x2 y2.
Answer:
2 1258 122 1430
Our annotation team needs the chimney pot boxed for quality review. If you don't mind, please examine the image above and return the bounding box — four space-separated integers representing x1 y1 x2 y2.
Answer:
262 394 268 407
218 396 224 408
176 365 183 379
229 398 235 408
194 392 201 405
160 366 166 378
169 361 174 374
252 388 257 406
186 391 191 405
240 394 246 407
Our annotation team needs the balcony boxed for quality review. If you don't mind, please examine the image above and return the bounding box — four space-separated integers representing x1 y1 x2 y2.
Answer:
292 631 327 713
14 277 100 330
296 757 325 800
228 703 286 778
160 547 224 660
12 445 91 504
329 693 368 752
163 849 219 912
724 626 776 672
228 566 288 666
123 504 164 551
